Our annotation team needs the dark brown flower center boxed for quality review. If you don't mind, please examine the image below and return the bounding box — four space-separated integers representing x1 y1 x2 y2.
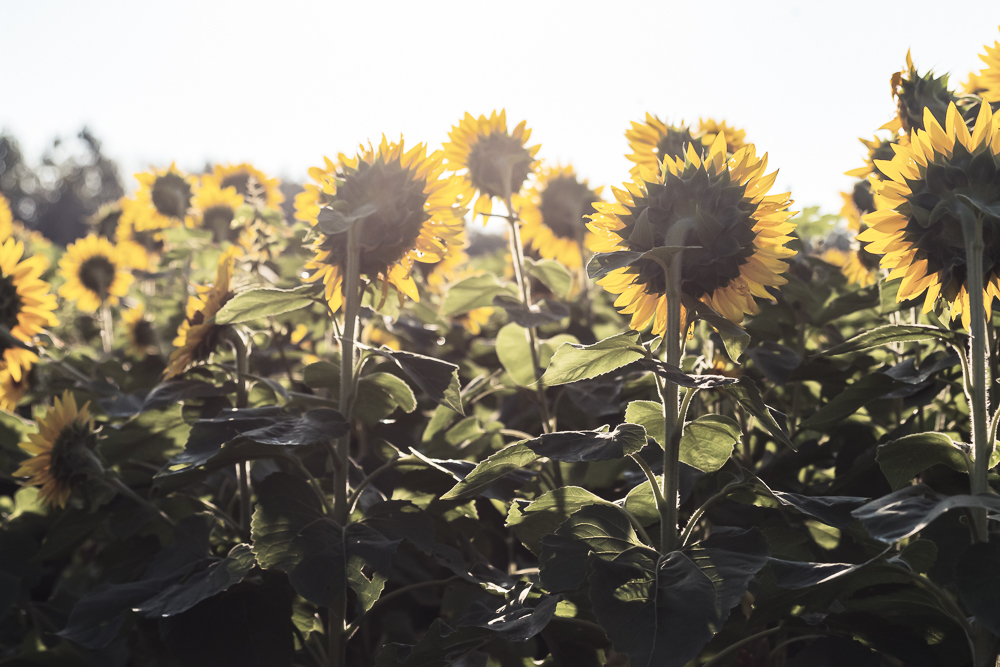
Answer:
852 180 875 215
466 133 534 199
151 172 193 219
538 176 601 241
49 424 97 485
0 272 23 333
132 320 157 349
187 294 232 362
204 205 238 244
318 156 430 280
94 208 122 240
79 255 116 299
221 172 253 199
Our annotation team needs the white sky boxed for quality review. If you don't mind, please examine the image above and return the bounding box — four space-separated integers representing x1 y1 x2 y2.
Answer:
3 0 1000 215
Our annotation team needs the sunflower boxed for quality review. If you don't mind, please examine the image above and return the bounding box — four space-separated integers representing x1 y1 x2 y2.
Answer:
969 29 1000 103
92 202 155 269
120 164 196 232
514 164 603 269
14 391 98 508
845 134 904 180
294 156 340 226
588 135 796 329
0 194 13 240
697 118 747 155
191 176 247 245
0 236 59 381
889 50 970 134
443 110 539 221
164 248 237 378
303 137 467 313
58 235 135 312
821 245 879 288
858 102 1000 329
0 364 28 413
213 163 285 209
626 113 699 178
122 303 158 357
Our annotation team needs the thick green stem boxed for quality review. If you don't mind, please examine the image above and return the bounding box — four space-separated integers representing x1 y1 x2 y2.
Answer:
228 329 252 538
99 301 113 355
964 212 991 542
330 221 363 667
658 258 683 554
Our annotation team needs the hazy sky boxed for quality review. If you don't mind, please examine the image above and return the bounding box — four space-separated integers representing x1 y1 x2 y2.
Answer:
4 0 1000 215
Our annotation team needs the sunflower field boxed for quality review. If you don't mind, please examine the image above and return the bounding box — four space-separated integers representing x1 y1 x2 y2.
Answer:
3 30 1000 667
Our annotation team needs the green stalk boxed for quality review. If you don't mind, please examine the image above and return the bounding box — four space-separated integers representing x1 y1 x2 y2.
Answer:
99 301 113 355
329 220 363 667
227 329 252 539
963 211 990 542
658 257 683 554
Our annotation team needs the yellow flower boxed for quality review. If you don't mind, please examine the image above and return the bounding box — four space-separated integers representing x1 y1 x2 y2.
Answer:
0 364 28 413
514 164 603 270
889 50 967 134
58 235 135 312
294 156 340 226
697 118 747 155
14 391 97 508
212 163 285 209
303 137 467 313
858 101 1000 329
122 302 158 357
0 236 59 381
588 135 796 329
164 248 237 378
845 134 905 181
821 246 879 288
0 194 13 240
969 28 1000 103
443 110 539 222
94 201 156 270
191 176 247 244
120 164 196 232
626 113 700 178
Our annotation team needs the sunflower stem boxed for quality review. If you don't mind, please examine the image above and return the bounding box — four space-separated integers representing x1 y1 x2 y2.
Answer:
226 328 252 540
329 218 363 667
99 301 113 355
658 258 684 554
962 209 991 543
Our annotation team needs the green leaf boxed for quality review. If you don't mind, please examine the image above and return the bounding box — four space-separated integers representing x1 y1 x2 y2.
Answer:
721 377 795 450
240 409 348 446
523 423 647 462
441 274 516 316
851 484 1000 543
136 544 256 618
316 202 377 235
507 486 615 553
876 433 970 490
540 331 646 386
799 374 907 432
366 347 464 415
625 400 665 447
493 294 570 327
441 442 538 500
159 407 288 476
496 322 536 386
821 324 958 356
587 528 769 667
694 303 751 362
624 481 660 526
526 258 573 298
587 250 642 280
955 541 1000 636
355 372 417 423
679 414 741 472
640 359 738 388
215 283 321 324
303 360 341 394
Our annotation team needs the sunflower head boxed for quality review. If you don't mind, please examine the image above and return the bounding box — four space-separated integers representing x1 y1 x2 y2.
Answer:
443 111 539 221
14 391 99 508
890 50 964 134
845 134 904 182
697 118 747 155
213 163 285 209
515 165 603 269
164 248 238 378
304 137 467 313
858 101 1000 328
89 202 124 240
123 164 196 232
626 113 699 178
58 235 134 312
1 236 58 381
0 363 28 413
192 176 246 245
969 30 1000 103
123 303 158 357
588 136 796 329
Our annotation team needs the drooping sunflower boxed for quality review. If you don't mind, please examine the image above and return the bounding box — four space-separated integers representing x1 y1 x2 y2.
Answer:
0 364 28 413
122 302 158 357
58 235 135 312
191 176 246 245
859 102 1000 329
626 113 700 178
164 248 237 378
303 137 467 313
0 194 13 240
213 163 285 208
697 118 747 155
514 165 603 269
0 236 59 381
120 164 196 232
588 135 796 329
443 110 539 221
14 391 98 508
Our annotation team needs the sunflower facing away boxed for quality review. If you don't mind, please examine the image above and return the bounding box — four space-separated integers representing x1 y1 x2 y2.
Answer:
213 163 285 209
0 236 59 381
164 248 237 378
859 102 1000 329
443 110 539 221
588 134 796 330
888 51 973 134
515 164 603 269
120 164 196 232
302 137 467 313
58 235 135 312
626 114 699 178
697 118 747 155
14 391 98 508
123 302 158 357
